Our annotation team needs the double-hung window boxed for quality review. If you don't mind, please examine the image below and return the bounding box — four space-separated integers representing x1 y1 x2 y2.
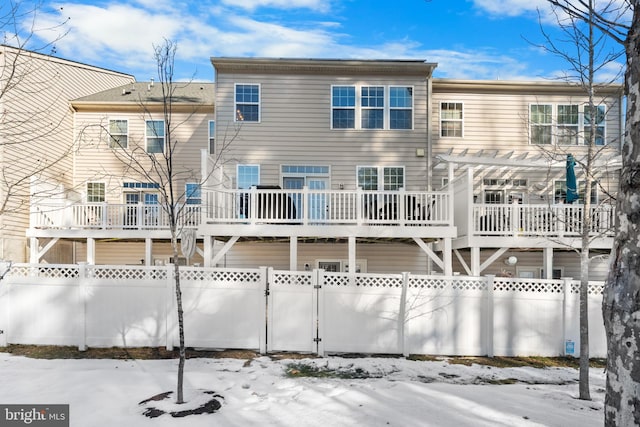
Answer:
530 104 553 145
108 119 128 148
185 183 201 205
584 105 606 145
332 86 356 129
389 87 413 129
146 120 165 153
87 182 105 203
235 84 260 122
331 85 413 130
530 104 607 145
554 180 597 203
440 102 463 137
357 166 404 191
361 86 384 129
557 105 579 145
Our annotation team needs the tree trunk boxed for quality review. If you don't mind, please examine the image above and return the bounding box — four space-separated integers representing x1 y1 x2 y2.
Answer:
603 5 640 424
579 246 590 400
175 259 185 404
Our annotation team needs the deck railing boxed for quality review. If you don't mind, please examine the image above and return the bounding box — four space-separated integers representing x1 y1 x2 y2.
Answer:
30 203 201 230
472 203 615 237
204 188 451 226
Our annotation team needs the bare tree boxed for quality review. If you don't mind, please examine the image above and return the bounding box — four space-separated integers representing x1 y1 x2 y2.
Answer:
0 1 70 215
543 0 640 424
90 39 236 405
531 0 624 401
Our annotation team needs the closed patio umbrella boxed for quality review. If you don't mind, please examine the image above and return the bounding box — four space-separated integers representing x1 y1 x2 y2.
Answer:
566 154 579 203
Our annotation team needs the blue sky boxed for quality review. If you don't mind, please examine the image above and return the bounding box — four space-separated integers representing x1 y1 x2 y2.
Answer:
19 0 626 82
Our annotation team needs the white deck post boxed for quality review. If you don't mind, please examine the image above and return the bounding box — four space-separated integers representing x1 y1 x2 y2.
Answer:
203 236 213 267
543 248 554 279
145 238 152 266
471 247 480 276
87 238 96 265
29 237 39 263
290 237 298 270
442 237 453 276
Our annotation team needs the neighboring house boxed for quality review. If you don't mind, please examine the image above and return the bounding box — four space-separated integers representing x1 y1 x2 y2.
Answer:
0 45 134 262
25 56 623 281
28 81 214 265
430 79 622 279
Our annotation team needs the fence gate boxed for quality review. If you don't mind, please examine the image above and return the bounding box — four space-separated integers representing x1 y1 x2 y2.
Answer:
266 269 320 353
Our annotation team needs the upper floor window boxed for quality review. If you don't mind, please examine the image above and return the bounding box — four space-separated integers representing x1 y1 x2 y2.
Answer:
108 119 128 148
390 87 413 130
361 86 384 129
208 120 215 154
584 105 606 145
87 182 105 203
185 183 201 205
530 104 553 145
440 102 463 137
557 105 579 145
235 84 260 122
146 120 165 153
331 85 413 130
530 104 606 145
332 86 356 129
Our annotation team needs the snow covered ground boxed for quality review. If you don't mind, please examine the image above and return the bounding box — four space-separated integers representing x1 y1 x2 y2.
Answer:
0 352 605 426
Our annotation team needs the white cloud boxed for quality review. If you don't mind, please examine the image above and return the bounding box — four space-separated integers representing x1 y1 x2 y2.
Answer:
471 0 550 16
220 0 331 12
27 1 558 81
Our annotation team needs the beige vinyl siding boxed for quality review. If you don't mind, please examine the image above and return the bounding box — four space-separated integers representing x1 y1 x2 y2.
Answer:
73 111 213 203
215 72 430 191
451 249 610 281
210 242 429 273
74 241 204 265
0 47 133 260
431 82 623 156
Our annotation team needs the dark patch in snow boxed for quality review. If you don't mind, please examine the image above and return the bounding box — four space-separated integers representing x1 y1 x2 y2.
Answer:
139 390 223 419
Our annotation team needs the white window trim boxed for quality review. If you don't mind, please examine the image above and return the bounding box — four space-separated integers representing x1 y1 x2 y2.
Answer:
145 119 165 153
86 181 106 203
236 164 261 189
439 101 464 138
356 165 406 191
234 83 261 123
529 103 608 146
389 85 414 131
330 84 356 130
107 118 129 149
330 85 414 131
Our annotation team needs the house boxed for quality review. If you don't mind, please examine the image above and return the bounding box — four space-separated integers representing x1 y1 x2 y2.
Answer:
28 80 214 265
196 58 622 279
25 56 623 281
430 79 622 279
0 45 135 262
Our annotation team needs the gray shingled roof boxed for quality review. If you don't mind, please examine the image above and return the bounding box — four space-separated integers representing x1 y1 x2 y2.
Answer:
73 81 214 104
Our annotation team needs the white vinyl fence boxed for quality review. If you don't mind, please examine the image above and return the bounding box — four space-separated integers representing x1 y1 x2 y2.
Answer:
0 263 606 358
